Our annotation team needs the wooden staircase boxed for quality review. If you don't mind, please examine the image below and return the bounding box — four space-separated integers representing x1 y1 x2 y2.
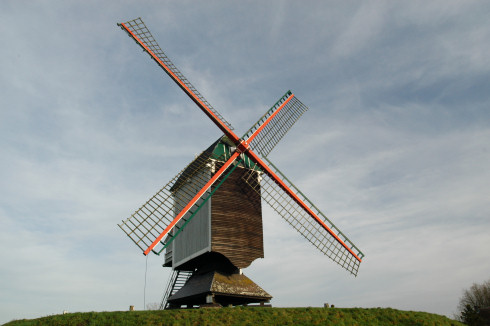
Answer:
159 270 193 309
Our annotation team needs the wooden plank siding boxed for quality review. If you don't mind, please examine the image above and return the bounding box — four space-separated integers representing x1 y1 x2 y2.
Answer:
211 164 264 269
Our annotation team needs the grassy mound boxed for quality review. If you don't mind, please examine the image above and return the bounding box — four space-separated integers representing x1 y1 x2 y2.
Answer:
4 307 463 326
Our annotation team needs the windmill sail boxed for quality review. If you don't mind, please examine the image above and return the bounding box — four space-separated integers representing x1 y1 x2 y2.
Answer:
243 91 308 157
119 18 236 138
242 156 364 276
118 143 238 254
241 96 364 274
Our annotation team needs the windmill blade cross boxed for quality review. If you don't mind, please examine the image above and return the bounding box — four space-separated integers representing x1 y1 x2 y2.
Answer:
124 90 300 256
117 90 307 256
119 89 305 256
118 17 364 275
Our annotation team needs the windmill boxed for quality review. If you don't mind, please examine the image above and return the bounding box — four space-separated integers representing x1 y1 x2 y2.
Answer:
117 18 365 309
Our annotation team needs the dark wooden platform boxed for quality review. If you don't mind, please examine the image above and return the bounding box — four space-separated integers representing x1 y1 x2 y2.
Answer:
167 269 271 308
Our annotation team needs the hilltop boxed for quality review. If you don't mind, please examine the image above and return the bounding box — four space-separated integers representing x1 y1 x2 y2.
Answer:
3 307 463 326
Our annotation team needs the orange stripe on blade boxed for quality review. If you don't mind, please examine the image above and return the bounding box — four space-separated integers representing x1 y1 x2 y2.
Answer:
246 150 362 262
120 23 240 144
143 151 241 255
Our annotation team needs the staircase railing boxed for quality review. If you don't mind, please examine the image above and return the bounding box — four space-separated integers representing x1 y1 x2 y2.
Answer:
159 270 193 309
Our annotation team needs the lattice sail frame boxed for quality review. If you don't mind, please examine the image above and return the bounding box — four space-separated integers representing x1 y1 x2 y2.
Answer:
118 17 365 276
242 158 364 276
118 147 239 254
119 18 234 131
244 91 308 157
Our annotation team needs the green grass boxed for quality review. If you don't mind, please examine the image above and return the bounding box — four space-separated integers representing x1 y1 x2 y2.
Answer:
3 307 463 326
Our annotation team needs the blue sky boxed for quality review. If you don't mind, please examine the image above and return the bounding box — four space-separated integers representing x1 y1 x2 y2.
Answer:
1 1 489 323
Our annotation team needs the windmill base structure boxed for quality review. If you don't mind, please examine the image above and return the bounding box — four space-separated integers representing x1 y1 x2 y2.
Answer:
116 17 365 310
163 261 272 308
159 138 272 308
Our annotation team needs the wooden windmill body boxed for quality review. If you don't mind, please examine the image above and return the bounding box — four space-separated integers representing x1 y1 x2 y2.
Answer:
164 138 269 307
117 18 365 309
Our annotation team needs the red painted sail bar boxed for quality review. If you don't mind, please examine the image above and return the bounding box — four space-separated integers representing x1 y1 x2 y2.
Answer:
242 93 362 263
119 22 240 144
245 94 295 144
246 149 362 262
143 151 241 255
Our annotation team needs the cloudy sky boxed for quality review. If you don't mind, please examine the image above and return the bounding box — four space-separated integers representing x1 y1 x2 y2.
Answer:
1 0 489 323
